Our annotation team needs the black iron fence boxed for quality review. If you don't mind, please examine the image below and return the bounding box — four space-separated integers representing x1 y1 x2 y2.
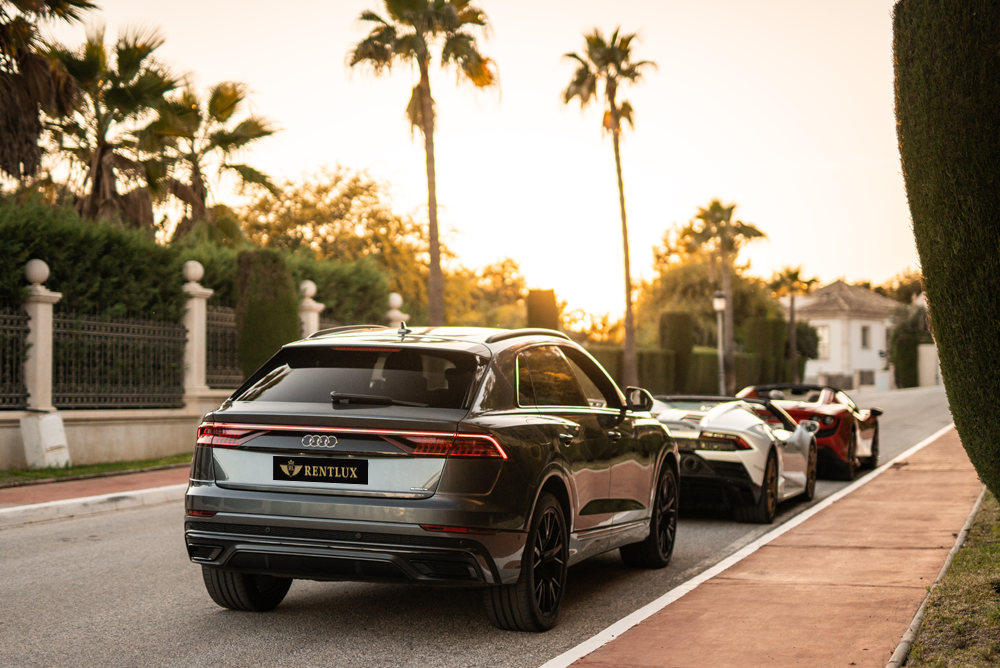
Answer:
0 307 29 409
52 311 186 409
206 305 243 389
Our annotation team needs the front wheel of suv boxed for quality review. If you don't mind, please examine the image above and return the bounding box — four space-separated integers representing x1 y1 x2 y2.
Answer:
484 492 568 632
201 566 292 612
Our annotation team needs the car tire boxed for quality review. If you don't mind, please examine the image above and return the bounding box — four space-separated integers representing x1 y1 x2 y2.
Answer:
801 440 817 501
836 430 859 480
621 464 678 569
734 450 777 524
201 566 292 612
861 425 880 470
484 492 568 632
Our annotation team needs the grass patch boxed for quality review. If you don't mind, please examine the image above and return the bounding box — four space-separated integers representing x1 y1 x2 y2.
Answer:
909 490 1000 667
0 452 192 485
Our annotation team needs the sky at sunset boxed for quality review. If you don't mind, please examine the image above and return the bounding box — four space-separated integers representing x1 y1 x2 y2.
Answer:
46 0 912 317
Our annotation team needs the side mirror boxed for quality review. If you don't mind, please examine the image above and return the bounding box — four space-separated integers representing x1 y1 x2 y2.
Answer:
625 386 655 413
800 420 820 434
869 407 884 418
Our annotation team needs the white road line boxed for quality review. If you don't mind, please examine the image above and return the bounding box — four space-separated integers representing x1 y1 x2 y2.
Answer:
538 422 957 668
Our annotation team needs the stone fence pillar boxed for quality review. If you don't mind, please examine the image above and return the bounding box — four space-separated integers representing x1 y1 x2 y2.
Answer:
23 259 61 412
299 280 325 338
182 261 214 394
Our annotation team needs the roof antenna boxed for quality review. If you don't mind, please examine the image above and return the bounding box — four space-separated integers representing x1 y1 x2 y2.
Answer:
398 323 412 341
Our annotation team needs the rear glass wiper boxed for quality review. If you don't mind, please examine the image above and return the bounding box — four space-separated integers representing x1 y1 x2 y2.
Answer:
330 392 428 407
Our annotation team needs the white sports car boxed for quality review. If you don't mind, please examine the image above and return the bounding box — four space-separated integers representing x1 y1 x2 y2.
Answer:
652 396 819 524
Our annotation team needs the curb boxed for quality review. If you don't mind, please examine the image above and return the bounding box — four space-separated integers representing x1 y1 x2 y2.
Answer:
539 422 957 668
0 462 191 490
0 483 187 529
885 485 987 668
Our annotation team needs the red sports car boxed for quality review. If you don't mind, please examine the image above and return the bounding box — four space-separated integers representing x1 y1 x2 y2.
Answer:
736 384 882 480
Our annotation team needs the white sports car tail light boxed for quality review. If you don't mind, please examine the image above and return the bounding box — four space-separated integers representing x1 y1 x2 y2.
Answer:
699 431 753 451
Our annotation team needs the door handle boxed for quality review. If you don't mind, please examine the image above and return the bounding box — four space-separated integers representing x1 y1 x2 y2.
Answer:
558 433 574 446
607 430 622 441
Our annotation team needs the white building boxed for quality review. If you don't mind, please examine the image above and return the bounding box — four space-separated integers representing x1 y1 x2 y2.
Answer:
784 281 900 389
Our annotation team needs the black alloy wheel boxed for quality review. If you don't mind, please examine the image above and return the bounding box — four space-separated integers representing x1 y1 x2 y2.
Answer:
201 566 292 612
621 464 678 568
838 430 859 480
484 492 568 632
735 450 777 524
862 425 880 470
802 441 817 501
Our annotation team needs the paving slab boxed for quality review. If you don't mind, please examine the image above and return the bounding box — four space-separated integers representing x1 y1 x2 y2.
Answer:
569 427 983 668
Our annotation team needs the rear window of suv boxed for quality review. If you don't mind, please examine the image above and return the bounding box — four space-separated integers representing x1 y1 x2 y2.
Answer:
236 346 483 409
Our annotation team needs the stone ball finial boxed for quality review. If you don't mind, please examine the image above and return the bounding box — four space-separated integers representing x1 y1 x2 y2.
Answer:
388 292 403 310
25 259 50 286
183 260 205 283
300 280 317 299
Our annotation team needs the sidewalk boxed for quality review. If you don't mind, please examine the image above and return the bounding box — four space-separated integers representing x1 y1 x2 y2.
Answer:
0 466 189 509
567 427 981 667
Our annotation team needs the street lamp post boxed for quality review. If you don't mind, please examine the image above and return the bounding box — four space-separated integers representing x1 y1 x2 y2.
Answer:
713 291 726 396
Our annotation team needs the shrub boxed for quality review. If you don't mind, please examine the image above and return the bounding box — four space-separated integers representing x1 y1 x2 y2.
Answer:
894 0 1000 499
526 290 558 329
0 198 185 319
743 318 788 384
236 249 300 378
659 312 694 391
688 348 761 394
177 243 240 306
286 254 389 325
586 345 674 394
891 329 920 389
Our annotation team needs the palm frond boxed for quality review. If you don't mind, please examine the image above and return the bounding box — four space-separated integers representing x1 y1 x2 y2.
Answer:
114 27 165 82
207 81 245 123
349 25 398 71
405 83 434 135
441 32 496 88
222 162 279 196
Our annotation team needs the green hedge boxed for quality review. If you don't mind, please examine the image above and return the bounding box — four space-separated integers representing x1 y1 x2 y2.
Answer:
0 198 185 319
286 254 389 325
587 346 675 395
659 312 694 391
744 317 788 384
236 250 301 378
894 0 1000 497
891 330 920 389
688 348 762 395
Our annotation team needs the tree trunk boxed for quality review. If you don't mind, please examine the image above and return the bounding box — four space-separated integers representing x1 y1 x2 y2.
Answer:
612 130 638 388
720 256 736 394
418 60 444 326
789 294 799 383
191 162 207 222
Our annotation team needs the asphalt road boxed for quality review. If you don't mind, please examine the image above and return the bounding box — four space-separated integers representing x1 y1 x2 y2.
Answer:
0 386 951 668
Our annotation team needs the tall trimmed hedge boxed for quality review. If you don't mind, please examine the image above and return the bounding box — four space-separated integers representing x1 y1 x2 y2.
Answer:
894 0 1000 497
286 254 389 325
659 312 694 391
744 317 788 384
587 346 675 395
236 250 300 378
688 348 761 395
0 198 185 319
891 330 920 389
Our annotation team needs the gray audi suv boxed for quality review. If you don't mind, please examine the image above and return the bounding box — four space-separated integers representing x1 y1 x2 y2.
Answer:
185 326 679 631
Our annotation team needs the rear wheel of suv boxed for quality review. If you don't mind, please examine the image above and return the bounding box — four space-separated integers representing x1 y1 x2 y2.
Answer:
201 566 292 612
621 464 678 568
484 492 568 632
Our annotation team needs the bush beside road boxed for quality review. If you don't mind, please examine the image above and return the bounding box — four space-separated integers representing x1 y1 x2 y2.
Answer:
0 453 191 487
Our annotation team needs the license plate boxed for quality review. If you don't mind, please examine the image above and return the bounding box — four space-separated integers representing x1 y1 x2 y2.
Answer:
272 456 368 485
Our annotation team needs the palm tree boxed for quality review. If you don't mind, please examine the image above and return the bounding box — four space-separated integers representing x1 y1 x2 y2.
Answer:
349 0 496 326
0 0 93 180
770 266 818 383
563 28 655 388
148 82 278 240
678 199 765 393
46 27 179 230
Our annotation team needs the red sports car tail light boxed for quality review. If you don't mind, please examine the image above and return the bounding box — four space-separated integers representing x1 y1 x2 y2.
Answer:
196 423 263 448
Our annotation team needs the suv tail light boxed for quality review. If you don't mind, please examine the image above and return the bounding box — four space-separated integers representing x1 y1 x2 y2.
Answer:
699 431 752 451
196 423 263 448
393 434 507 459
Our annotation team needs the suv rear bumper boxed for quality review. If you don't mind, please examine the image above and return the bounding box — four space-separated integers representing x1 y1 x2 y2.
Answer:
184 508 527 586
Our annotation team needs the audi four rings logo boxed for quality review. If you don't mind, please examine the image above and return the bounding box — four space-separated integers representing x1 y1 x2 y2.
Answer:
302 434 338 448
